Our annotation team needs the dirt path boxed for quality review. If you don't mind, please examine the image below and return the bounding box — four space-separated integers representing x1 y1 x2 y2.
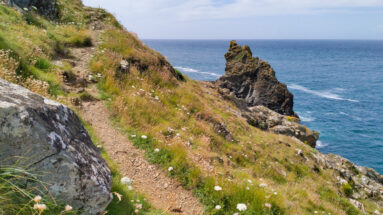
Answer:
81 102 204 215
55 28 205 214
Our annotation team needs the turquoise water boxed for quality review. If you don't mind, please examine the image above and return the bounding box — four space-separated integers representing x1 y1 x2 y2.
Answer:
144 39 383 173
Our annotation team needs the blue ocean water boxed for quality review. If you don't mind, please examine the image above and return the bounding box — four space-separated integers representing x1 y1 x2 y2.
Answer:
144 40 383 174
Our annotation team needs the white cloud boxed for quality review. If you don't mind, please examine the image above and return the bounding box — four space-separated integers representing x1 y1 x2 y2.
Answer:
84 0 383 20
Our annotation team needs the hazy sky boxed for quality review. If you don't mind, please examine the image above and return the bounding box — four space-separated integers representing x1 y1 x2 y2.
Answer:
83 0 383 40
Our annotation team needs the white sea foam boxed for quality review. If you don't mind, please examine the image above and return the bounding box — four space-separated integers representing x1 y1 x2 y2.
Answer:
339 112 349 116
300 116 315 122
288 84 359 102
297 111 316 122
175 66 221 77
316 140 328 149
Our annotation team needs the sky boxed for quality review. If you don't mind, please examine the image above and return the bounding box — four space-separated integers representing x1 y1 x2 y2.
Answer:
82 0 383 40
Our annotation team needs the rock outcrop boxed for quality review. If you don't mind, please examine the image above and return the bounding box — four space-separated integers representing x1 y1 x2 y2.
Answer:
313 153 383 208
3 0 59 19
216 40 295 116
243 106 320 147
0 79 112 215
215 41 319 147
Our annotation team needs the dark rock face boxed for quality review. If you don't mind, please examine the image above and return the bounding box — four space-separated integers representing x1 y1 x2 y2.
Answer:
8 0 59 19
0 79 112 215
216 41 295 116
214 41 320 147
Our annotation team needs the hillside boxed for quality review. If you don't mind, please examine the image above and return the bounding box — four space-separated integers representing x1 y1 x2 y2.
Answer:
0 0 382 215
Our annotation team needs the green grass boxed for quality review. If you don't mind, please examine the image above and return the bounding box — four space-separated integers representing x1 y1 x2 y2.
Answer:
82 118 166 215
0 1 378 214
0 166 78 215
108 115 285 214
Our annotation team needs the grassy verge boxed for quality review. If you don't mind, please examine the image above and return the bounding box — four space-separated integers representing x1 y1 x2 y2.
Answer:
105 109 284 215
0 166 77 215
82 118 167 215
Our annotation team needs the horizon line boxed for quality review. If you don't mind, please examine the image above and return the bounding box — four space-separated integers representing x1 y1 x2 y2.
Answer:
142 38 383 41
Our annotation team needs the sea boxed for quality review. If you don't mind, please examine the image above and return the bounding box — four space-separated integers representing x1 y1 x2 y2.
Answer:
144 39 383 174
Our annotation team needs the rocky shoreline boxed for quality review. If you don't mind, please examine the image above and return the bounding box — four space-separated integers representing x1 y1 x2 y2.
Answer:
212 40 383 213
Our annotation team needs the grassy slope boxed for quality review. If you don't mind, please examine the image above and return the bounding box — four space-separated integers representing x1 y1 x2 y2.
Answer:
0 2 163 215
0 0 381 214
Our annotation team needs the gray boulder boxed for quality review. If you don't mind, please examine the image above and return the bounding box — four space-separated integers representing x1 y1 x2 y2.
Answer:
243 105 319 147
312 152 383 208
4 0 59 19
0 79 112 215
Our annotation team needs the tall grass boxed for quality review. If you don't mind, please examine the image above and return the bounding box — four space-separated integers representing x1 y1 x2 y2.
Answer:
0 166 77 215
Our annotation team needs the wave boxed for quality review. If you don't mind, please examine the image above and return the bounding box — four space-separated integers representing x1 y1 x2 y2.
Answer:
300 116 315 122
297 111 315 122
316 140 328 149
175 66 221 77
288 84 359 102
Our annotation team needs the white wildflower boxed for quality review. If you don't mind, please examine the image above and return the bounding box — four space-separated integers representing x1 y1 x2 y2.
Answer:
128 185 134 190
33 195 42 203
247 179 253 184
120 177 132 185
273 192 278 195
214 186 222 191
259 183 267 188
246 186 250 190
33 203 47 211
168 166 173 172
154 148 160 152
65 205 73 211
236 203 247 211
215 205 221 210
141 135 147 139
265 203 272 209
131 134 137 138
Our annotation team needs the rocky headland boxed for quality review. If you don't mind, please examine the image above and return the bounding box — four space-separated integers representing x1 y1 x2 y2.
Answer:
214 40 320 147
212 40 383 212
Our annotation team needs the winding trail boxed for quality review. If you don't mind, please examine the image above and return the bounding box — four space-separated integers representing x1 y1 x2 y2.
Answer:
55 27 204 214
81 102 204 215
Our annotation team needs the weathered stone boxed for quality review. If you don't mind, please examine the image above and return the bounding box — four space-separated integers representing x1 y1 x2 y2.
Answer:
216 41 295 116
5 0 59 19
312 152 383 208
243 106 319 147
0 79 112 215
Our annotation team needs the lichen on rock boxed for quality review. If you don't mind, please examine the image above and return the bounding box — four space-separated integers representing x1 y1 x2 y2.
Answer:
0 79 112 215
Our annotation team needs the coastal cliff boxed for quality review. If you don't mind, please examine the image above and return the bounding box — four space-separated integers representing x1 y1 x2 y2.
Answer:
0 1 382 214
215 41 320 148
216 41 295 116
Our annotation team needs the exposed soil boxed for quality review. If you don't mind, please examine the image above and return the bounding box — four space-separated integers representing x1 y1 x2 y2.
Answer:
81 101 204 215
55 28 204 214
